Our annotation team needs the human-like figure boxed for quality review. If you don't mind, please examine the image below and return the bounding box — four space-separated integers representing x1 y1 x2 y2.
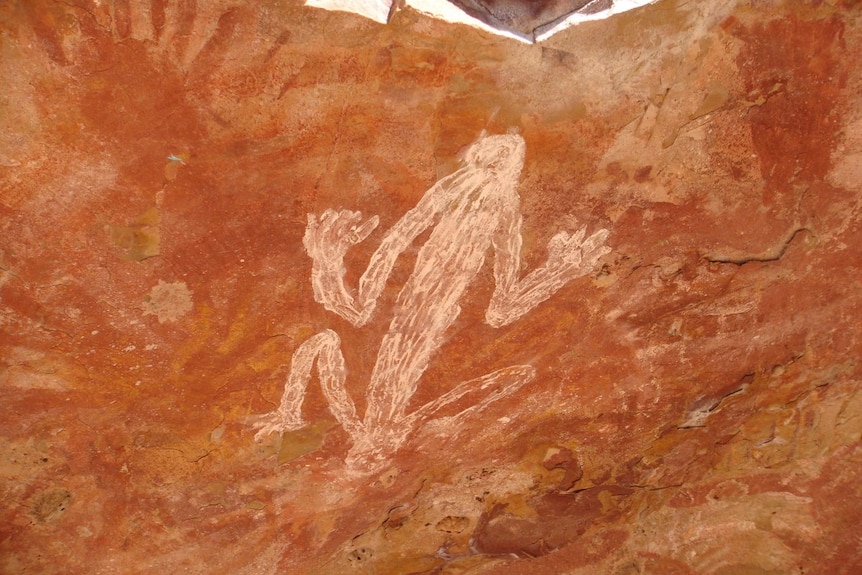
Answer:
251 133 610 470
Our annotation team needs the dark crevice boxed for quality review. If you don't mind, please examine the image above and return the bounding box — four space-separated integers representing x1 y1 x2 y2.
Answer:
705 227 814 266
678 381 750 430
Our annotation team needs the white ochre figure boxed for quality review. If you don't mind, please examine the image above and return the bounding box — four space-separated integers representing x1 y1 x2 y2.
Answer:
251 133 610 471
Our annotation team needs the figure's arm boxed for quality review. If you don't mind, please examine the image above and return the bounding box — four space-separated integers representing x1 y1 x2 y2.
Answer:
486 208 610 328
304 171 465 326
303 210 379 326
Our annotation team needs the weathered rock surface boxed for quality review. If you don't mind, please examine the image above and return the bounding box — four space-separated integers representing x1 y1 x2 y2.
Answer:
1 1 860 574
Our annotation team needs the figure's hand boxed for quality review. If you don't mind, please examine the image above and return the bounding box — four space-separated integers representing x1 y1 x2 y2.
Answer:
547 227 611 274
303 209 379 266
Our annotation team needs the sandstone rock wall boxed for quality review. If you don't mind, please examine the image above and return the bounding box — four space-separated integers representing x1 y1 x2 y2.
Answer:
1 1 860 573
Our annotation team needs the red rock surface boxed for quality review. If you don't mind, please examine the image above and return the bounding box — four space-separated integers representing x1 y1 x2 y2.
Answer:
1 1 861 574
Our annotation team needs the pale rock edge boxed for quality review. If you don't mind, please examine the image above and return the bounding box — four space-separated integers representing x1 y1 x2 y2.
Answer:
304 0 659 43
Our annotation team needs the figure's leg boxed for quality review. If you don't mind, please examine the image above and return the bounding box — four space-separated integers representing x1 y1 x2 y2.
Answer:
251 329 363 441
403 364 537 429
364 301 462 430
486 208 610 328
341 365 536 472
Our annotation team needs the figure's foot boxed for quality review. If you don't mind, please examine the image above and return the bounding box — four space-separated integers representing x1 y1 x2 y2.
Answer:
343 425 410 472
249 412 304 442
303 209 379 263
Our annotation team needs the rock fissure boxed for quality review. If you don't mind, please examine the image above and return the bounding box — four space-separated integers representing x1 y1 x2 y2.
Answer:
705 227 814 265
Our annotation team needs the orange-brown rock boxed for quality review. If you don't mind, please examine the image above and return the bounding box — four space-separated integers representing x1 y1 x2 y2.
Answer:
1 1 860 574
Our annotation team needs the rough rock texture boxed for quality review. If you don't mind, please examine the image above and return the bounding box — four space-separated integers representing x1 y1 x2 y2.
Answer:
1 1 861 574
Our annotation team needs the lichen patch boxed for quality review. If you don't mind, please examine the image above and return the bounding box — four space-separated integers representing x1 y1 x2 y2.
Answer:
142 280 193 323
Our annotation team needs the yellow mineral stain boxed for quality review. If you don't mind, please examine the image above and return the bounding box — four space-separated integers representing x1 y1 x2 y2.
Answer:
217 310 250 356
110 207 160 261
277 422 331 464
598 489 618 515
247 337 290 372
169 304 216 373
691 80 730 120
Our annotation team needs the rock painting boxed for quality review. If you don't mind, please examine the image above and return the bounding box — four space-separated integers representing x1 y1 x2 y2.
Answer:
251 133 610 471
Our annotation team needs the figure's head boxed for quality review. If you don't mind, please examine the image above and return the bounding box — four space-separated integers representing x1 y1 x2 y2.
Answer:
462 133 526 171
